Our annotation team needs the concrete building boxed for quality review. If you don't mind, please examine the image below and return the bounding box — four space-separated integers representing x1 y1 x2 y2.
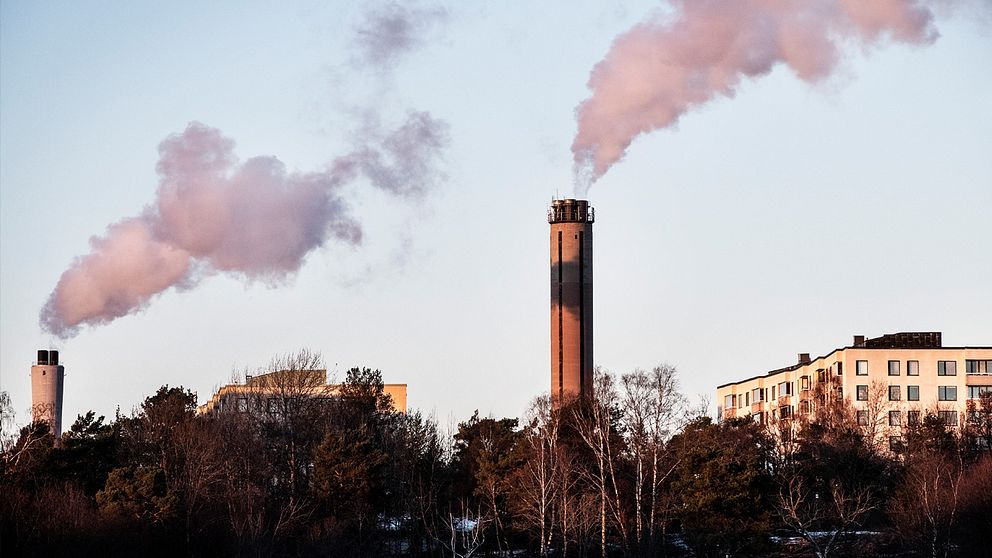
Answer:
31 349 65 439
549 198 595 402
197 368 407 416
716 332 992 446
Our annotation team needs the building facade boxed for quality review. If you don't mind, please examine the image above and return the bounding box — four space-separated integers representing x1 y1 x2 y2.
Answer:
198 369 407 416
549 198 594 402
716 332 992 445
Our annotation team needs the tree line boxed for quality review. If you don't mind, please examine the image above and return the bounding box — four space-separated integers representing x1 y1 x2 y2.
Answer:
2 354 991 557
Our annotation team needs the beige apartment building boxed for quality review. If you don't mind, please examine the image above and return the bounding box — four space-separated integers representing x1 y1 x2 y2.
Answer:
716 332 992 443
198 369 407 416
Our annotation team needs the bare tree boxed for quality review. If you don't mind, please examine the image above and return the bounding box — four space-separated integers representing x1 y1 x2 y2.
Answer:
424 499 491 558
245 349 327 509
514 395 561 557
620 364 687 553
964 392 992 452
891 452 963 558
858 381 891 453
775 473 877 558
0 391 16 450
892 412 965 558
206 350 327 551
0 390 51 477
173 418 226 545
555 415 583 558
573 371 628 557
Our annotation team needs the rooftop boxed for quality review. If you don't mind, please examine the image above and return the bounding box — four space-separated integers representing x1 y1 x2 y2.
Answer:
716 331 991 389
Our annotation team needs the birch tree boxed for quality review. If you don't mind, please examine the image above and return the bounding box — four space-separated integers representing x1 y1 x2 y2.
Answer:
513 395 561 557
619 364 686 554
573 371 628 557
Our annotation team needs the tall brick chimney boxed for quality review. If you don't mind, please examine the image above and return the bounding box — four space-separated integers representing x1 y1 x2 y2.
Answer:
549 198 594 403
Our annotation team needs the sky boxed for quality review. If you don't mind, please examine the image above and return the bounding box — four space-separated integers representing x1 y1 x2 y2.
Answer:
2 1 990 429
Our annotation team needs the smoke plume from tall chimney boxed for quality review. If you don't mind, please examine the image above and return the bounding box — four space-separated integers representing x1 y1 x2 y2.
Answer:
572 0 950 192
41 114 448 338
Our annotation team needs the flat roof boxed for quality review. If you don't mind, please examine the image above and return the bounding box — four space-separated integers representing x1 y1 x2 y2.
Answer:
716 343 991 390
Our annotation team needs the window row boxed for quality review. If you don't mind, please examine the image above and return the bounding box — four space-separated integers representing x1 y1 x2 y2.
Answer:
858 409 959 428
968 385 992 400
966 360 992 375
232 396 308 415
725 364 989 410
726 381 798 409
856 384 923 401
855 384 961 401
856 360 957 376
854 359 992 377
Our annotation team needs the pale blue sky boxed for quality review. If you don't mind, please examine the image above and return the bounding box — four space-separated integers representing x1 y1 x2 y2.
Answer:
2 1 990 427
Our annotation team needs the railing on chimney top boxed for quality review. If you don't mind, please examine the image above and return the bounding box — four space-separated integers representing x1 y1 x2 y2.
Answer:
548 204 594 224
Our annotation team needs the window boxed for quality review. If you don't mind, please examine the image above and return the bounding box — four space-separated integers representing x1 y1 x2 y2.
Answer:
938 361 957 376
266 398 282 415
889 385 901 401
938 386 958 401
966 360 992 375
907 410 921 426
752 388 764 403
836 362 843 376
771 386 776 399
857 410 869 426
799 401 811 414
907 360 919 376
888 360 900 376
968 386 992 399
754 412 764 424
938 410 958 426
835 386 844 400
857 360 869 376
889 436 903 451
778 381 792 396
907 385 920 401
967 410 988 426
857 385 869 401
801 376 810 391
725 394 735 408
745 393 750 406
237 397 248 413
889 410 902 426
780 405 793 419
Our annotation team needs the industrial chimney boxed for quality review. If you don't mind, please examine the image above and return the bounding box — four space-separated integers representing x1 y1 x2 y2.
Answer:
549 198 594 403
31 350 65 439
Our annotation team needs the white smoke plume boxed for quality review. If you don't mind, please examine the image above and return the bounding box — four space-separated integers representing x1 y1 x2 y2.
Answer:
353 2 448 68
41 113 448 338
572 0 952 193
41 2 451 338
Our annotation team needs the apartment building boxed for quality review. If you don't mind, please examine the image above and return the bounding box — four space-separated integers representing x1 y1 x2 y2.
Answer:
716 332 992 439
198 368 407 416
